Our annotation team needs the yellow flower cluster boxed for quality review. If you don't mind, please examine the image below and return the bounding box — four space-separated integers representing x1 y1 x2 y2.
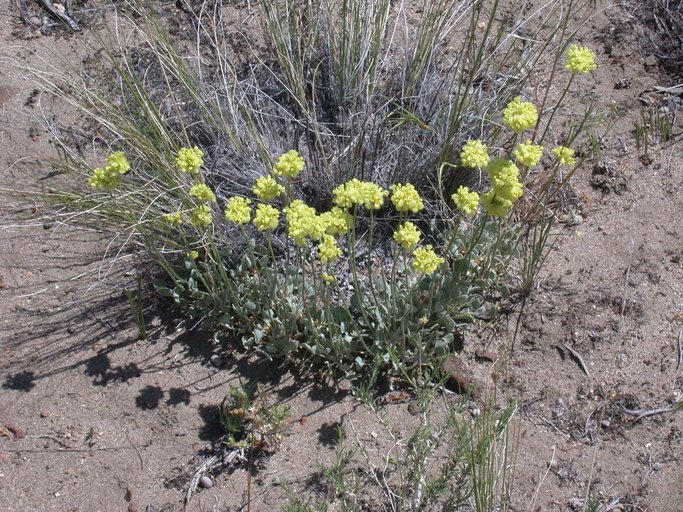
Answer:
317 235 342 263
175 147 204 175
253 203 279 231
319 207 352 236
502 97 538 133
189 204 213 227
188 250 199 260
488 158 520 190
481 157 525 217
459 140 490 169
565 45 597 75
333 179 388 210
480 191 512 218
411 245 444 275
273 150 305 178
189 184 216 202
513 141 544 168
552 146 576 166
390 183 424 213
284 200 325 245
224 197 252 224
322 273 336 285
253 175 285 201
165 211 183 225
393 221 421 250
452 186 480 216
89 151 131 191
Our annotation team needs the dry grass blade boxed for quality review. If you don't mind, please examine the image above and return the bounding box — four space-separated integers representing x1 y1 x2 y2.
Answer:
557 342 590 377
677 326 682 369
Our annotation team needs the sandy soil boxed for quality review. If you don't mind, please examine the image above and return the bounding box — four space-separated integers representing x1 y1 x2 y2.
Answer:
1 1 682 511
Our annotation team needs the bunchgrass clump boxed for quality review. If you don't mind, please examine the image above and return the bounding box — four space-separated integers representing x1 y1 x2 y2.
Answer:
23 0 601 380
283 382 517 511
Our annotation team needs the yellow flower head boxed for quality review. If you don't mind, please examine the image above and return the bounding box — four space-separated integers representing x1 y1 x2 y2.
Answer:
322 273 337 285
188 250 199 260
332 179 362 208
513 141 544 168
452 186 480 216
105 151 130 175
494 180 524 203
411 245 444 275
253 175 285 201
319 207 352 236
284 200 324 245
390 183 424 213
253 203 279 231
317 234 342 263
481 190 512 218
459 140 490 169
89 167 120 191
165 211 183 225
502 97 538 133
88 151 130 191
393 221 421 250
488 158 520 187
189 204 213 228
175 146 204 175
224 196 252 224
189 183 216 202
552 146 576 166
358 181 387 210
565 45 597 75
333 179 387 210
273 150 305 178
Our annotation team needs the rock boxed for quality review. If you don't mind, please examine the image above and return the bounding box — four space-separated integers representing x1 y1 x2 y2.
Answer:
209 354 224 368
4 424 26 440
407 401 421 416
128 503 139 512
644 55 658 71
124 488 133 501
40 410 50 418
199 475 213 489
0 451 11 463
474 349 497 362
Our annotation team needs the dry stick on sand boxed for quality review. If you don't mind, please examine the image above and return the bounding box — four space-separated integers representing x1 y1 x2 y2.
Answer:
124 429 144 470
620 400 682 422
676 327 682 370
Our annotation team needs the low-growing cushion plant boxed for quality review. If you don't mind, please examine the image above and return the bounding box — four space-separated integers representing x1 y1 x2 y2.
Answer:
23 0 602 381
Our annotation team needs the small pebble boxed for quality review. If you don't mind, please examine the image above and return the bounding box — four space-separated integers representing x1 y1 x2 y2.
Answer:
128 503 138 512
407 402 421 416
66 326 76 334
0 452 11 463
199 476 213 489
204 442 214 453
40 410 50 418
600 420 610 428
124 488 132 501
